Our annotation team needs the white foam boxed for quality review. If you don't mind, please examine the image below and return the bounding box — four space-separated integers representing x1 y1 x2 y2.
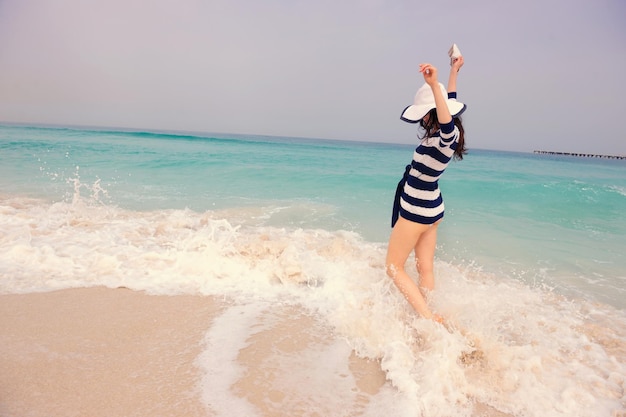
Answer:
609 184 626 197
195 303 263 417
195 300 423 417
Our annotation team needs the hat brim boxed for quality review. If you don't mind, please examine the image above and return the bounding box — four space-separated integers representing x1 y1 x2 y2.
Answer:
400 100 466 123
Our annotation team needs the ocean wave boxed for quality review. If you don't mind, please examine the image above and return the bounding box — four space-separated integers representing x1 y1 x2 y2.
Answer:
608 184 626 197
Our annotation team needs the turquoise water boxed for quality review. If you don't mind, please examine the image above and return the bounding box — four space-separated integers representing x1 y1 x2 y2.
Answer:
441 149 626 306
1 124 625 416
2 124 624 307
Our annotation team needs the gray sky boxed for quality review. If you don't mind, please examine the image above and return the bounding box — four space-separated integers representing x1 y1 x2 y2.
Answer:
1 0 625 153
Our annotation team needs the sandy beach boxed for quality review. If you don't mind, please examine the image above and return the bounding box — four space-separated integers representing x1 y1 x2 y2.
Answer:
0 287 390 417
0 287 221 416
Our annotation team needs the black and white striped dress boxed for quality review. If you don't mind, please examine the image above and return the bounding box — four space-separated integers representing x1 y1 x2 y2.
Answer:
398 120 459 225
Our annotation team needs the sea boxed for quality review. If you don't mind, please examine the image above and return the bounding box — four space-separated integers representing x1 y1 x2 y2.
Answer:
1 124 625 417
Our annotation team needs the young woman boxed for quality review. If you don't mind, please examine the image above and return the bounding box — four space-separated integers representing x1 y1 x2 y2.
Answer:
387 57 467 323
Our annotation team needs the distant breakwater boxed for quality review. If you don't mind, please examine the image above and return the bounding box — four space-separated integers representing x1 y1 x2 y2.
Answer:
534 150 626 160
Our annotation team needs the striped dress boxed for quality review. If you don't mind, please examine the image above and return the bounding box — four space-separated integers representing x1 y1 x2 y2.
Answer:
398 120 459 225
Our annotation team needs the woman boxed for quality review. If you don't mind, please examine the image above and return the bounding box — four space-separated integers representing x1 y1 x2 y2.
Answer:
387 57 466 323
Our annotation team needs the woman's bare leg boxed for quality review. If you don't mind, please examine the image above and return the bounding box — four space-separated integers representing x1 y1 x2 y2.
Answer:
414 221 440 295
385 217 434 319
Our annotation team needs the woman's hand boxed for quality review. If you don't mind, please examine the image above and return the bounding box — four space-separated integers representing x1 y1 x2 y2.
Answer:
451 56 464 73
419 63 438 87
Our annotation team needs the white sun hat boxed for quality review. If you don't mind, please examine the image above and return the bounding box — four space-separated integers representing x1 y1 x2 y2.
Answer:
400 82 466 123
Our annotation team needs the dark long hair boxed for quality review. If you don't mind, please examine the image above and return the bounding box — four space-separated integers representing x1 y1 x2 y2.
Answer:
419 108 467 161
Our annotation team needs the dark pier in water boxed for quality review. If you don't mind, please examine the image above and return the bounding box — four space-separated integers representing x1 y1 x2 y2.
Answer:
534 150 626 160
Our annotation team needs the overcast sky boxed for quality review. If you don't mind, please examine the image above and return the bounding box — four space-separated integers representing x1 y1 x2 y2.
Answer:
1 0 625 153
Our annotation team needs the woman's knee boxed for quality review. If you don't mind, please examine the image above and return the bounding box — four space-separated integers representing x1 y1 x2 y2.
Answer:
386 261 401 279
415 257 434 276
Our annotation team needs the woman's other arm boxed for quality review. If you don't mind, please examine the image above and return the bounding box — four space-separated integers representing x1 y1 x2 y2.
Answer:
447 55 464 96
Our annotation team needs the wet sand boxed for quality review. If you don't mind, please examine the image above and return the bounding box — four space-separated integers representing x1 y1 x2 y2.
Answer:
0 287 389 417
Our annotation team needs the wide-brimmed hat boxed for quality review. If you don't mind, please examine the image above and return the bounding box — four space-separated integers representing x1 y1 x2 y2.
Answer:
400 82 466 123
